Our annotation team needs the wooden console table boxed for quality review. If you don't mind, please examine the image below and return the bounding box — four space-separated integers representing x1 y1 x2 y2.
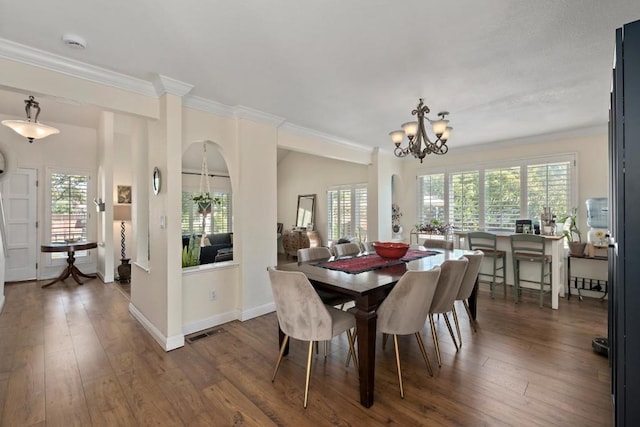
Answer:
40 241 98 288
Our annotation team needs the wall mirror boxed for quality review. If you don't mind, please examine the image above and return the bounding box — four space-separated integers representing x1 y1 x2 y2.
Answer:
296 194 316 228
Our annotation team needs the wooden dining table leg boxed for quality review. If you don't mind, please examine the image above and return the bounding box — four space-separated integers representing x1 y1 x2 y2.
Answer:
354 294 378 408
468 277 479 320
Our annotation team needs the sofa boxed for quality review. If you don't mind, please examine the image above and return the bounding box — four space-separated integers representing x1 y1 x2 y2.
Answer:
182 232 233 265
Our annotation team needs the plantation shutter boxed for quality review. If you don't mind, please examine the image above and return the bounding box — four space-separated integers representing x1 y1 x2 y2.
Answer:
448 171 480 230
527 161 571 220
484 166 521 230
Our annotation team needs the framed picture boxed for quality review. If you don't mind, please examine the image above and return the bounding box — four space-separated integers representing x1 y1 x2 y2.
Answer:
117 185 132 204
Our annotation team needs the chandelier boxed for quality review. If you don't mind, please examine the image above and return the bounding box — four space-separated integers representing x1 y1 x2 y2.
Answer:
389 98 452 163
1 95 60 143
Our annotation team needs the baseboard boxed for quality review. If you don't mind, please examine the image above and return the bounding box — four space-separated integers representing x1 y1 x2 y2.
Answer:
128 302 185 351
182 309 240 336
240 301 275 321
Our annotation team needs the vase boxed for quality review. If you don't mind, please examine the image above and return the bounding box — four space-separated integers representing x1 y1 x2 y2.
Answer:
118 258 131 283
568 242 587 257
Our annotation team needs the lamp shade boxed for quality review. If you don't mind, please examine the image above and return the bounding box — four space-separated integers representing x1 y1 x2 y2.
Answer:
113 204 131 221
2 120 60 140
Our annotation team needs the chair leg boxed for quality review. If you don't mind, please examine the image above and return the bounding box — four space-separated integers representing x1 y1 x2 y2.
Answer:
415 332 433 376
442 313 459 352
324 341 328 358
315 341 319 354
513 259 519 303
451 306 462 347
501 257 507 298
303 341 314 408
346 329 358 371
272 335 290 381
429 314 442 367
392 334 404 398
382 332 389 349
462 300 477 333
490 256 497 299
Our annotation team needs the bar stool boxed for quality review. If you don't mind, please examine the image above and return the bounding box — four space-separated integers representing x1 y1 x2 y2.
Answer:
510 234 552 308
467 232 506 298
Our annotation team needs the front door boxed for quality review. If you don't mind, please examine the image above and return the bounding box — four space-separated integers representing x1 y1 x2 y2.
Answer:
1 168 38 281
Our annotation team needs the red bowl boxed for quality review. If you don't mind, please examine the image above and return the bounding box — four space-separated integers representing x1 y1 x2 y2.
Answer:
372 242 410 259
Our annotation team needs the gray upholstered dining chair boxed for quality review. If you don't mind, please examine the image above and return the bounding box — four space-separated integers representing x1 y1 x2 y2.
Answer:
428 257 469 366
422 238 454 250
375 267 442 398
297 246 332 262
452 251 484 342
267 267 358 408
334 242 361 258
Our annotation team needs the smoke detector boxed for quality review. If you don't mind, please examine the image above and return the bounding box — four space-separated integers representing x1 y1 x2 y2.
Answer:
62 34 86 49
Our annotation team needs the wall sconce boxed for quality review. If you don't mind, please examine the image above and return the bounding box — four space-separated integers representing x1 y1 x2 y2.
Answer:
94 198 105 212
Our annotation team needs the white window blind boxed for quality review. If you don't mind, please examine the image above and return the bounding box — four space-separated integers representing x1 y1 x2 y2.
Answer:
527 161 571 220
484 166 521 230
448 171 480 230
327 184 367 241
417 173 445 225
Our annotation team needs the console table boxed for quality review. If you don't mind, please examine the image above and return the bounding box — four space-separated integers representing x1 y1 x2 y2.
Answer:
40 241 98 288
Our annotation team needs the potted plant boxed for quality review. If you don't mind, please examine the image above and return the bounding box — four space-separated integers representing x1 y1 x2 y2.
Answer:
192 192 220 214
182 234 201 267
560 208 586 257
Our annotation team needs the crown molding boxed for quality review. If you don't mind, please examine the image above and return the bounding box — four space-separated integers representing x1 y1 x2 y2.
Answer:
233 105 286 127
279 122 373 153
183 95 236 119
0 38 156 97
152 74 193 97
450 123 608 154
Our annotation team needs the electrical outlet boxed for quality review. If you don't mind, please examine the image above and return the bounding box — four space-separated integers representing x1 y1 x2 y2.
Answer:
210 289 217 301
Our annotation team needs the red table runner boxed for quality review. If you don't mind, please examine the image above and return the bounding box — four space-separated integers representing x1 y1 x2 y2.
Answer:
314 249 440 274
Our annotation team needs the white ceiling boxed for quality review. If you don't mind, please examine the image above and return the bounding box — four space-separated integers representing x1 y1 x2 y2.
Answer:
1 0 640 153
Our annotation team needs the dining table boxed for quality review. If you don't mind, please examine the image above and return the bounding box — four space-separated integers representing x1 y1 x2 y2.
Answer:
277 247 475 408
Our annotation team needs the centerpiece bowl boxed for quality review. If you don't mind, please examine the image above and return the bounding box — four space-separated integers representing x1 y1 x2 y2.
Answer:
372 241 410 259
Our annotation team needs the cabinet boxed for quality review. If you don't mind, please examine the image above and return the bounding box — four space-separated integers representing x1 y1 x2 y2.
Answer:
282 230 321 258
609 18 640 426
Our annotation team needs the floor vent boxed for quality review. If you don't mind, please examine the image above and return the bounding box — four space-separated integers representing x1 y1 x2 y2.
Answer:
186 327 226 343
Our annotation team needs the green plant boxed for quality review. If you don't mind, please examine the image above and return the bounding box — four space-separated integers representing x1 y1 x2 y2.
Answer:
559 208 582 243
191 192 221 204
182 234 201 267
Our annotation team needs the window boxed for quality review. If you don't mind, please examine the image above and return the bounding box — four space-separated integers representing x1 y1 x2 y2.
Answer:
527 162 571 221
50 171 90 259
485 166 521 230
417 156 575 232
327 184 367 241
181 191 232 235
417 173 445 225
448 171 480 230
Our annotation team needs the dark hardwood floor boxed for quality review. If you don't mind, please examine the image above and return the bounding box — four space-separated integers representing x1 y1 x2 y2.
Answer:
0 277 611 426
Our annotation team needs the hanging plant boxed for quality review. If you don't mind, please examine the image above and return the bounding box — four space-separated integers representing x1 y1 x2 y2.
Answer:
192 143 220 215
192 192 220 214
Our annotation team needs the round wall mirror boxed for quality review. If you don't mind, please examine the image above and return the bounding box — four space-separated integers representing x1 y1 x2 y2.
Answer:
152 166 161 195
